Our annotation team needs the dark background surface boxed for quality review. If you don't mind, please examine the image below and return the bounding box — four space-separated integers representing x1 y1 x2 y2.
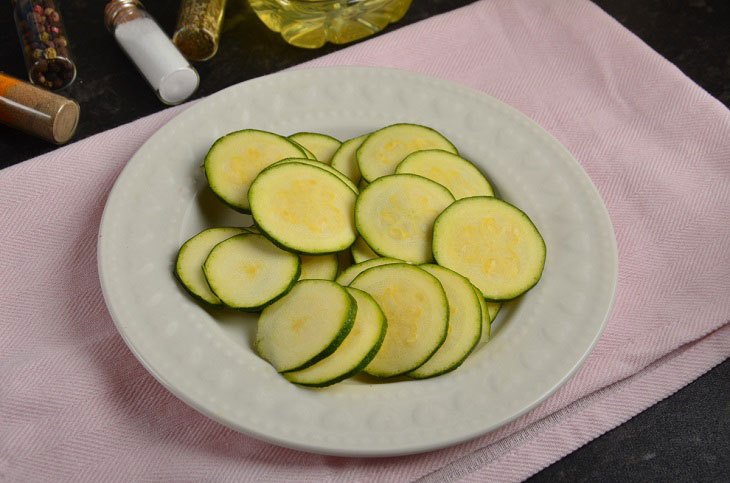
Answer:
1 0 728 480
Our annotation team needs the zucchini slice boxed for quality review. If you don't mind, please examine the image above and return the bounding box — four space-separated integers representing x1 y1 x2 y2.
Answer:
272 157 359 194
202 233 300 310
355 174 454 264
249 162 358 254
299 253 339 281
356 123 457 182
288 139 316 160
256 280 356 372
358 179 369 191
350 263 448 378
204 129 306 213
335 257 402 286
487 302 501 323
289 132 342 164
433 197 546 301
395 149 494 199
351 236 378 264
330 134 369 184
284 287 387 387
175 227 246 305
475 287 491 344
408 264 482 379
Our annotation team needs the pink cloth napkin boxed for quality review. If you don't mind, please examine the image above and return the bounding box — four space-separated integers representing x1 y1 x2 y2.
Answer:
2 0 729 480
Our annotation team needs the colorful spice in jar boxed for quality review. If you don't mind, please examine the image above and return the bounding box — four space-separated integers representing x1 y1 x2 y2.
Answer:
11 0 77 91
0 72 80 144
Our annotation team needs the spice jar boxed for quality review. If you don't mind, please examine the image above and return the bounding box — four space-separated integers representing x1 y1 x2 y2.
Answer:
104 0 200 105
173 0 227 61
0 72 79 144
11 0 77 90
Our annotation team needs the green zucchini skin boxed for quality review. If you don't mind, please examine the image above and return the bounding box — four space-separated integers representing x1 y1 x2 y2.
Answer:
204 129 306 213
202 233 301 312
249 162 358 255
174 227 246 306
285 288 387 387
433 196 546 302
279 290 358 373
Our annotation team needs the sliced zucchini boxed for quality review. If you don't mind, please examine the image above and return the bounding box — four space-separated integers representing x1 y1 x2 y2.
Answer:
358 179 369 191
203 233 300 310
175 227 245 305
284 287 387 387
433 197 546 301
356 123 458 182
288 139 316 160
475 287 491 344
204 129 306 213
337 248 354 276
395 149 494 199
350 263 448 378
408 264 482 378
256 280 356 372
487 302 501 323
330 134 368 184
351 236 378 264
299 253 339 281
249 162 358 254
355 174 455 264
289 132 342 164
272 157 359 194
335 257 402 286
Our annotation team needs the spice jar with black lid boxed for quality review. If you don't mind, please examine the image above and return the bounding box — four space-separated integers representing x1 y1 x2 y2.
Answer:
11 0 77 91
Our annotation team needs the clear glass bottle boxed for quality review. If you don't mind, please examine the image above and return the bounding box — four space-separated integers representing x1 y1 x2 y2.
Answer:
173 0 227 61
11 0 77 90
104 0 200 105
0 72 79 144
247 0 413 49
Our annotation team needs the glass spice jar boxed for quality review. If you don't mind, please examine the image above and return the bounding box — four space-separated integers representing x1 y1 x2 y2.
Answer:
11 0 77 90
0 72 79 144
104 0 199 105
173 0 227 61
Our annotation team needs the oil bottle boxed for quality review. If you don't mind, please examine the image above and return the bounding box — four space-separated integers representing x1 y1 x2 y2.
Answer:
248 0 412 49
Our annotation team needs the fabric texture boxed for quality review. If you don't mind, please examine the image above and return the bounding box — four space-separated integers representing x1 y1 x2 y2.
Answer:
2 0 729 480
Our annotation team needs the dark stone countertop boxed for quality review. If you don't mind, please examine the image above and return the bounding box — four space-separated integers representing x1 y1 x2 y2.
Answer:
1 1 728 481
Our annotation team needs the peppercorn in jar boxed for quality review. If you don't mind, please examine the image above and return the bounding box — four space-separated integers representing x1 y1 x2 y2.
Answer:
11 0 77 90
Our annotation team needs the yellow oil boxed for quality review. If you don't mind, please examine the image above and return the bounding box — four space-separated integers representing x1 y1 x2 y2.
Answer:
248 0 413 48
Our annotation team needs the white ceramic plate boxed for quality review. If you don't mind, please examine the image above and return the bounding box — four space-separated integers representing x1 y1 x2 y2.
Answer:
98 67 617 456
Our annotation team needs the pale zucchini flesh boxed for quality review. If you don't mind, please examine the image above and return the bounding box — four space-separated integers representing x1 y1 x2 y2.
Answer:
350 263 448 378
289 132 342 164
284 287 387 387
330 134 369 184
202 233 300 310
299 253 339 281
335 257 402 287
249 162 358 254
175 227 245 305
408 264 482 379
356 123 458 182
272 157 359 194
288 139 316 160
204 129 306 213
433 196 546 301
256 280 356 372
396 149 494 199
355 174 455 264
350 236 378 264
